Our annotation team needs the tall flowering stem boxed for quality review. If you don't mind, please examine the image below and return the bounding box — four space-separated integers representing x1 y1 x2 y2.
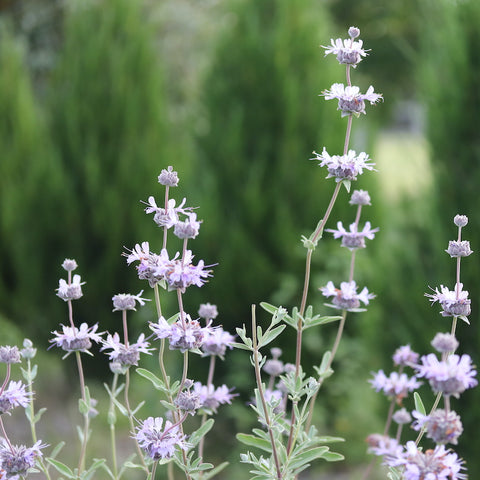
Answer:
290 28 381 451
295 181 343 375
365 216 475 479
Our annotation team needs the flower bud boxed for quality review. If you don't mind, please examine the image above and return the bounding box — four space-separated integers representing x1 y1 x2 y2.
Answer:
431 332 459 353
263 359 284 377
158 166 179 187
349 189 371 206
348 26 360 39
0 346 21 364
175 389 201 415
454 215 468 227
61 259 78 272
392 408 411 425
270 348 282 359
198 303 218 320
446 240 473 258
20 339 37 360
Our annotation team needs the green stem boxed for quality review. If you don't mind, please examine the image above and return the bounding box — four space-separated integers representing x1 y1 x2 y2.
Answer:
75 351 89 475
125 368 150 474
109 373 119 480
198 356 216 459
252 306 282 480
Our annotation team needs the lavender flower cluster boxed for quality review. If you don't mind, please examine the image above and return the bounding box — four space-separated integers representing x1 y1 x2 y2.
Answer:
0 165 237 480
367 215 476 479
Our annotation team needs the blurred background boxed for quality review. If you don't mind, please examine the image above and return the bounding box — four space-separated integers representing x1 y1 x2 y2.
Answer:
0 0 479 478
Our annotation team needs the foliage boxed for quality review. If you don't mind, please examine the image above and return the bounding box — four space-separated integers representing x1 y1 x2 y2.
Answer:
0 24 69 337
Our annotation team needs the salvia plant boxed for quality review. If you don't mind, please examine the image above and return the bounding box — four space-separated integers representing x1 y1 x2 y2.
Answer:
0 26 474 480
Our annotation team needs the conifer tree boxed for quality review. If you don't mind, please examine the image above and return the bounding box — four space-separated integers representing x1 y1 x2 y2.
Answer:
47 0 174 336
0 26 68 335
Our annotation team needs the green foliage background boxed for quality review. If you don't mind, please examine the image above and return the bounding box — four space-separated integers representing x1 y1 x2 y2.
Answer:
0 0 479 477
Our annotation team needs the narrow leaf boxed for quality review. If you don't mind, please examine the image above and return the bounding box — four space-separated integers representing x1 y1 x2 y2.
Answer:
414 392 426 416
257 325 286 349
136 368 166 391
320 451 344 462
33 407 47 424
50 441 65 459
304 315 342 329
189 418 214 447
46 458 76 478
236 433 272 453
200 461 229 480
289 447 329 470
259 302 278 315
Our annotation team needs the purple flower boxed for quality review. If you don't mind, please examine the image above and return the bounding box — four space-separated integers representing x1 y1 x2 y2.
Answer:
326 221 378 250
392 408 411 425
193 382 236 413
416 353 477 398
158 166 179 187
446 240 473 258
198 303 218 320
320 280 375 310
312 148 375 182
0 346 21 364
412 409 463 445
61 259 78 272
454 215 468 228
392 345 419 368
175 385 202 415
112 291 150 312
388 441 466 479
349 189 371 206
125 243 169 287
366 434 403 462
201 327 235 358
431 333 459 354
0 440 46 478
56 274 85 301
322 83 382 117
50 323 103 356
369 370 421 401
0 381 31 414
144 197 187 229
150 315 211 352
322 35 368 66
425 283 471 319
134 417 188 460
159 249 213 292
173 212 202 239
101 333 153 371
263 359 284 377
